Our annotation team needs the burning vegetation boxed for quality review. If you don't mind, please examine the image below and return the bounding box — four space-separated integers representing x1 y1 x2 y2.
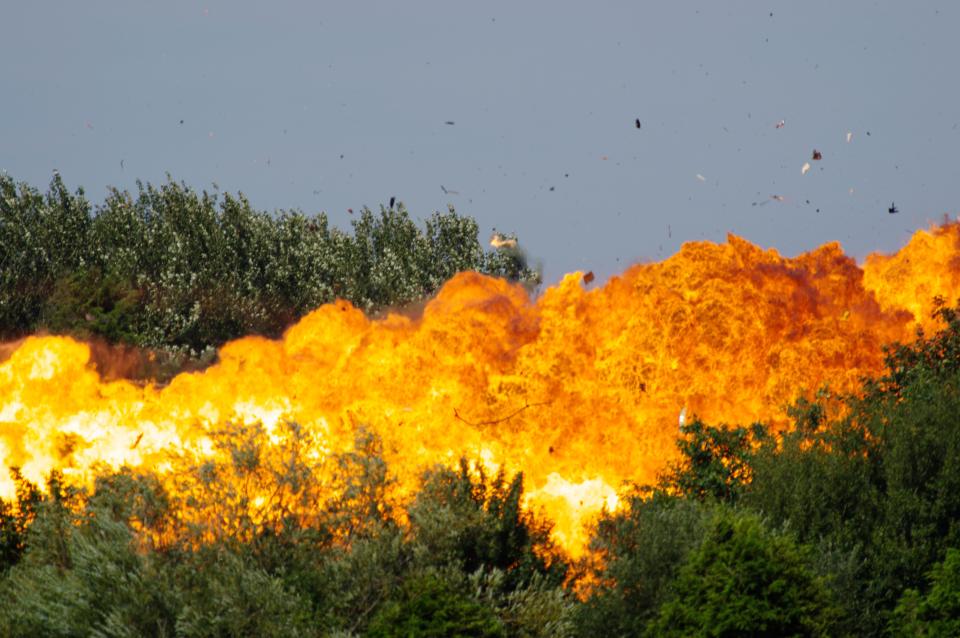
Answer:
3 212 960 556
3 175 960 635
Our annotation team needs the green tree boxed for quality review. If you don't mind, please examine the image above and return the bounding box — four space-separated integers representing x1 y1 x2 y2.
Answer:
366 573 506 638
574 492 711 637
407 460 566 594
890 548 960 637
743 301 960 635
0 469 43 572
647 509 837 638
659 419 769 503
1 173 538 357
0 474 178 637
0 173 91 335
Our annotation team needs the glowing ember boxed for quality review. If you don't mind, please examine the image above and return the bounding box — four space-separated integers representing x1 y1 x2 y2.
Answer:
3 223 960 556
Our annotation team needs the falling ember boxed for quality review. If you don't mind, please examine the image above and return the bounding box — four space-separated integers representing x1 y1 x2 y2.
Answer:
4 224 960 556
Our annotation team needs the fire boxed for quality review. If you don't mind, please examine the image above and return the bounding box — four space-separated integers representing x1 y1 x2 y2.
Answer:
3 223 960 556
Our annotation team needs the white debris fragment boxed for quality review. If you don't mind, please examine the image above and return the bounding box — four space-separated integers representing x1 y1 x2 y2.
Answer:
696 174 706 182
679 407 687 431
846 131 853 143
801 162 811 175
775 119 785 129
489 233 518 249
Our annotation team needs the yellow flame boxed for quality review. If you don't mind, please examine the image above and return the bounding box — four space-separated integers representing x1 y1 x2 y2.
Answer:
3 223 960 555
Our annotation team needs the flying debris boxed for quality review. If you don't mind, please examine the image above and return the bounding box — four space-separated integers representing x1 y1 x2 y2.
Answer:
179 119 184 125
489 232 518 249
696 174 706 182
846 131 853 143
130 432 143 450
635 118 642 129
347 208 354 214
389 196 395 209
549 186 555 192
440 185 460 195
771 195 785 202
679 407 687 431
888 202 898 214
775 120 786 129
583 271 595 285
444 121 455 125
801 162 811 175
812 149 822 160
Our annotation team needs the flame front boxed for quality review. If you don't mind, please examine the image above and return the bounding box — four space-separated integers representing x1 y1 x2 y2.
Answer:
3 224 960 555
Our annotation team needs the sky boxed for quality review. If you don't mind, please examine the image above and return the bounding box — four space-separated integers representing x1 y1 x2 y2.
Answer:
3 1 958 287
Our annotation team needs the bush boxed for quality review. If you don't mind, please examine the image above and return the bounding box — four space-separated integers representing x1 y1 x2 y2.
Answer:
0 173 539 358
574 493 711 637
890 548 960 637
366 573 506 638
646 509 837 637
743 302 960 634
0 479 178 637
659 419 769 503
407 460 567 594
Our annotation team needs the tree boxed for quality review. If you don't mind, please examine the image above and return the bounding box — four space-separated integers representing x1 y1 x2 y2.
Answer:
366 573 506 638
646 509 837 637
659 419 769 503
0 173 539 358
407 460 566 595
890 548 960 637
574 492 711 637
0 469 43 572
743 301 960 635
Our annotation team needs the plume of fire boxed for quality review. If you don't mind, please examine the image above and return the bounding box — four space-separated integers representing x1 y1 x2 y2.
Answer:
2 223 960 555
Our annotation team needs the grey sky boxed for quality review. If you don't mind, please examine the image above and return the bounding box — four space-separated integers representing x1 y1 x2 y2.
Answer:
3 1 958 286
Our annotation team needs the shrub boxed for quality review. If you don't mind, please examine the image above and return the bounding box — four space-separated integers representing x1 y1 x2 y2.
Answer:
646 509 837 637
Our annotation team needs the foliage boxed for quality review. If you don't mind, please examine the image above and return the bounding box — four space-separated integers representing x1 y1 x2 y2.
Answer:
365 573 506 638
7 173 960 635
0 469 43 572
471 569 576 638
890 548 960 637
0 475 179 638
0 173 539 359
574 492 711 637
646 509 837 638
659 418 770 503
408 460 567 594
741 301 960 635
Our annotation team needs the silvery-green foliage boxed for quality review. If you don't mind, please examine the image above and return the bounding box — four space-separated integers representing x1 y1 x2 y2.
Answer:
0 174 91 331
0 174 537 357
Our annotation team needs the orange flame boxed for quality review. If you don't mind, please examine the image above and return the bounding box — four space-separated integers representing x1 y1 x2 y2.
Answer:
3 223 960 555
